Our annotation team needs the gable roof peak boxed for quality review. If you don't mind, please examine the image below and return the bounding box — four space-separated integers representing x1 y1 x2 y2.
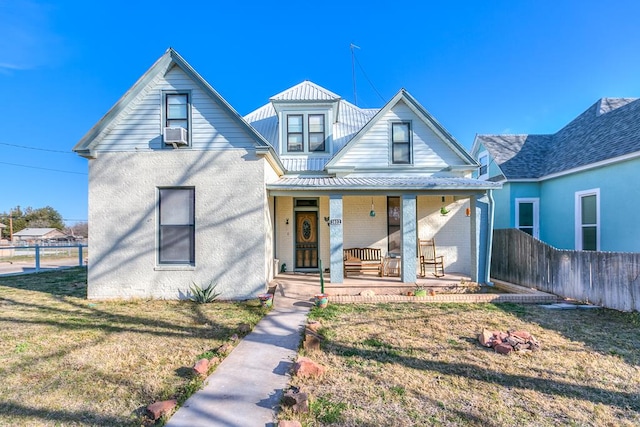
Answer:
270 80 341 102
596 97 638 116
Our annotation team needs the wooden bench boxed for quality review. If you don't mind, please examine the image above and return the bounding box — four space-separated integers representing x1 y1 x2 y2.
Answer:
343 248 382 277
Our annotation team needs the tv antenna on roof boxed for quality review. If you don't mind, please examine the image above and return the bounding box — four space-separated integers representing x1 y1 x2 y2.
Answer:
350 43 360 106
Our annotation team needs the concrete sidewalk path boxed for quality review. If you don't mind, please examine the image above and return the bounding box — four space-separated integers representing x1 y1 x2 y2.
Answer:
166 289 313 427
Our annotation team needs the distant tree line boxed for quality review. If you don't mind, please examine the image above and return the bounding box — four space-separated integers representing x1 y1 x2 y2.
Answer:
0 205 87 239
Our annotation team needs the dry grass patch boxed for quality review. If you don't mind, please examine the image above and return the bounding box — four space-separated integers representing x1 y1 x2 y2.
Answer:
284 303 640 426
0 267 265 426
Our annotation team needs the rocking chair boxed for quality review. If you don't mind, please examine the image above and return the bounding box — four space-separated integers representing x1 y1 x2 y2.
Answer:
419 239 445 277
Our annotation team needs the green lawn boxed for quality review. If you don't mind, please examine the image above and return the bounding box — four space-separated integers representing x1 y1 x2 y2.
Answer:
283 302 640 426
0 267 265 426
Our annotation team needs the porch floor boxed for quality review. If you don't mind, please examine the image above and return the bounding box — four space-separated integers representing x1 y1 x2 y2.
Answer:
270 272 559 304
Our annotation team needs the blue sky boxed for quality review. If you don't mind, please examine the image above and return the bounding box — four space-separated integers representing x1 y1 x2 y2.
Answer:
2 1 640 225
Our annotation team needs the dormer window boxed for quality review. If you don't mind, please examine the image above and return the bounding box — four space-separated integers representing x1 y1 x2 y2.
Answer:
285 113 327 153
308 114 325 151
392 122 411 164
287 115 303 152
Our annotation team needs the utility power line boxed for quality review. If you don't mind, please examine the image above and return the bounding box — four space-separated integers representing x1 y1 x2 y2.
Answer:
0 142 73 154
0 161 87 175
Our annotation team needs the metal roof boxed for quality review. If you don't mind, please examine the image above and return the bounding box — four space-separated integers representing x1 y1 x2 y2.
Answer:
267 177 500 191
270 81 340 101
13 228 61 237
477 98 640 180
244 86 377 171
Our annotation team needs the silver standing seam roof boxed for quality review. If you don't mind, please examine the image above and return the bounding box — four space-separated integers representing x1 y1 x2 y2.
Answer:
267 177 500 191
244 81 379 172
477 98 640 180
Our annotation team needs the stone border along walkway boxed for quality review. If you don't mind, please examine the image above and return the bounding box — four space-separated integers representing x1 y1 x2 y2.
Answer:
164 278 557 426
321 280 557 305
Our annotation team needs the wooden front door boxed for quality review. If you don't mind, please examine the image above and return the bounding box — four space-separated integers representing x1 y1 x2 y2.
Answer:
295 212 318 269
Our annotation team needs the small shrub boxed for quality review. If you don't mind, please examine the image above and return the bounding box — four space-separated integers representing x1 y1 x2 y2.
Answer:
189 281 221 303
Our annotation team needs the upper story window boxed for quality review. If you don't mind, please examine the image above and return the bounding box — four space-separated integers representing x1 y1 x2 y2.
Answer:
166 94 189 130
164 93 190 147
308 114 325 152
478 152 489 179
392 122 411 164
287 114 303 152
285 113 327 153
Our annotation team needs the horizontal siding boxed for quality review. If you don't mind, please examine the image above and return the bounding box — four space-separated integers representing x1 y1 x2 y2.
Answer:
333 100 466 170
96 67 254 152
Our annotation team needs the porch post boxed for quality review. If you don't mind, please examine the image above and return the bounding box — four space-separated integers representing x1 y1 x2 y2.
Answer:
400 194 417 283
471 193 491 284
329 194 344 284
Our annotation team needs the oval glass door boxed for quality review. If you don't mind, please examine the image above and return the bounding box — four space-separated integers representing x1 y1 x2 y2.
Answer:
295 212 318 269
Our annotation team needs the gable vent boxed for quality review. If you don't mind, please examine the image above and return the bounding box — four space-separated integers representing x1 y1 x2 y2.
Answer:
164 127 188 146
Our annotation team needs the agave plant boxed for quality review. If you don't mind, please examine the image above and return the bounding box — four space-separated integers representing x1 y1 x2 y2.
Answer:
189 281 221 303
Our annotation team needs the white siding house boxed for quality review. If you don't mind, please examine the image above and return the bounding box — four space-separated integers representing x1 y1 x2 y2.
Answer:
74 48 499 300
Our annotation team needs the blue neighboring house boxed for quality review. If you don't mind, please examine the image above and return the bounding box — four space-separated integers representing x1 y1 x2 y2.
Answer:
471 98 640 253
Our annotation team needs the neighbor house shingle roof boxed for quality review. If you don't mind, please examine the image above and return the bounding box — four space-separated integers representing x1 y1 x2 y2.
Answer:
477 98 640 180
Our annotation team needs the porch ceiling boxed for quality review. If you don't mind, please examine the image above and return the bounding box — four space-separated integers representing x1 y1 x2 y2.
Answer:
267 176 500 194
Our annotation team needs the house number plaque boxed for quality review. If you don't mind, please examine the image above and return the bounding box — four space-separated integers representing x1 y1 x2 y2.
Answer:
329 219 342 225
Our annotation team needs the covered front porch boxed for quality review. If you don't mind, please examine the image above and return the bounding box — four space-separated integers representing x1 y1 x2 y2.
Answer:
268 177 500 287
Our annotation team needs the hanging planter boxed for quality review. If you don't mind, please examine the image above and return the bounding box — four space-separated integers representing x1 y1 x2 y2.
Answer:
258 293 273 308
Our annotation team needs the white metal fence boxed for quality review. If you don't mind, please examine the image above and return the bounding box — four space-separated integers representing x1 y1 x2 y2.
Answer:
0 244 88 273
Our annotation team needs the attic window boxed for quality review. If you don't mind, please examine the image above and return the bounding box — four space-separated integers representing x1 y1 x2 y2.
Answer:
391 122 411 164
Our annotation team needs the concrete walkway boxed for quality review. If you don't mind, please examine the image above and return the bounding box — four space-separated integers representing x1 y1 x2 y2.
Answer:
166 286 313 427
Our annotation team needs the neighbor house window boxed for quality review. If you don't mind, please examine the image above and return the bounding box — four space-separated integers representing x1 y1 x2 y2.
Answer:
515 198 539 239
166 94 189 131
478 152 488 179
392 122 411 164
287 115 303 152
576 189 599 251
159 188 195 264
308 114 325 151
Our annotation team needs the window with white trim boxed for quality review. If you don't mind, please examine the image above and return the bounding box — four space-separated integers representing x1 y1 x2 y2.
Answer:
159 188 195 264
575 189 599 251
515 198 539 239
391 122 411 164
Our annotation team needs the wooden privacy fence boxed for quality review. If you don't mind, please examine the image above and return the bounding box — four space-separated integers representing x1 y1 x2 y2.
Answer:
492 229 640 312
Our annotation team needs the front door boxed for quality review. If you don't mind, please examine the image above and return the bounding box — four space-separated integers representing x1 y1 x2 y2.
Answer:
295 212 318 269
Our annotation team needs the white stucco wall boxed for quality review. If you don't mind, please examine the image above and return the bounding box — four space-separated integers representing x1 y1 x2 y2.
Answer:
87 149 268 299
417 196 471 275
342 196 388 251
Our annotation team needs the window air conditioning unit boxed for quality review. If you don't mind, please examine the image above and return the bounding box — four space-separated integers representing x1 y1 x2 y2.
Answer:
164 127 188 146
